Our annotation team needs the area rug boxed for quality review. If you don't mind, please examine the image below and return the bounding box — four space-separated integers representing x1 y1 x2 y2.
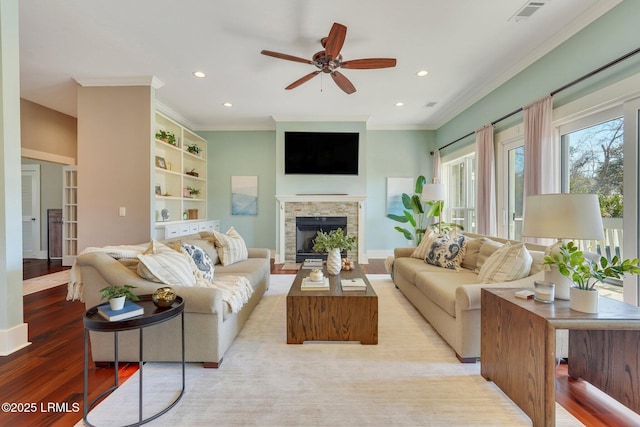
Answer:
23 269 70 296
80 274 582 426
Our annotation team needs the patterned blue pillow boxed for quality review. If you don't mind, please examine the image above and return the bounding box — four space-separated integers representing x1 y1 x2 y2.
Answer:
182 243 215 282
425 234 467 270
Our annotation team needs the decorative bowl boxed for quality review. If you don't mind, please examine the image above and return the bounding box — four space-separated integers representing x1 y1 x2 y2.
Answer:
152 286 177 308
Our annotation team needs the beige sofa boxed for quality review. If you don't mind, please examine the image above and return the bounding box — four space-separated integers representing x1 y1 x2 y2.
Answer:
77 232 270 368
392 232 549 362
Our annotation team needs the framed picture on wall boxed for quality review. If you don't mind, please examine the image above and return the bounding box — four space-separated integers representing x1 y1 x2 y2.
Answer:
386 177 413 216
231 176 258 215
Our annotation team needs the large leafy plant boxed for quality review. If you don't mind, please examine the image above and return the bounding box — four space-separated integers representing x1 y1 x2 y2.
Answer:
544 241 640 290
386 175 460 244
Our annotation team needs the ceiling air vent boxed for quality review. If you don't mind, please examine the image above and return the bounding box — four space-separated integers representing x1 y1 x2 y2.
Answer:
509 1 548 22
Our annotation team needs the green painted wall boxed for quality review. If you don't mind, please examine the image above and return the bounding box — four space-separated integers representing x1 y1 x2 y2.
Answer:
435 0 640 151
199 128 433 255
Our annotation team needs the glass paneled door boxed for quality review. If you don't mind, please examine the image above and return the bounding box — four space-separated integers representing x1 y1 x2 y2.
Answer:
506 144 525 241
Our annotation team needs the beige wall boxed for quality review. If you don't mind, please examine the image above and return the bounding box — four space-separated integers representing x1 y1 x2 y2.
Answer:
20 99 76 164
77 85 153 249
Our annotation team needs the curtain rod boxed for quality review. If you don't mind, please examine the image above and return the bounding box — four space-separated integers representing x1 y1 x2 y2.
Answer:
432 45 640 154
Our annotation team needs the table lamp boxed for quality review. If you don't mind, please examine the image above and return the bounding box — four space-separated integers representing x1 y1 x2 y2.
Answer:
522 193 605 299
422 182 446 234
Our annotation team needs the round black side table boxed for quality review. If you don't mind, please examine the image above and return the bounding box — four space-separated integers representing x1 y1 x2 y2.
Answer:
83 294 185 427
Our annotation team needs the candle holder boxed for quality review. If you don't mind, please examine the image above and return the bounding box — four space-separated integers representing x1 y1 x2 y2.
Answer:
534 280 555 303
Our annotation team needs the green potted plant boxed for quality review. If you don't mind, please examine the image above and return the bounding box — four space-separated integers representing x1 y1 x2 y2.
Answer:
187 186 200 197
544 241 640 313
313 228 357 275
155 130 177 146
100 285 139 311
186 143 202 156
386 175 461 244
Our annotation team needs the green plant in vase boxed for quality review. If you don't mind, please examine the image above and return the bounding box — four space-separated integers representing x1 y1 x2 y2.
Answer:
187 186 200 197
313 228 357 275
186 144 202 155
99 284 139 310
155 130 176 146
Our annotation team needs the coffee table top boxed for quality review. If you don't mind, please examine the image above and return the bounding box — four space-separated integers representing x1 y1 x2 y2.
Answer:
288 263 377 297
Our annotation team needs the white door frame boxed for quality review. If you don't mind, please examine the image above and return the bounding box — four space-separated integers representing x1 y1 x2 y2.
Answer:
21 164 42 258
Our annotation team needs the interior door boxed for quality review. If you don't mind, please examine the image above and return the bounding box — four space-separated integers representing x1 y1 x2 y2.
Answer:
506 144 525 241
22 164 40 258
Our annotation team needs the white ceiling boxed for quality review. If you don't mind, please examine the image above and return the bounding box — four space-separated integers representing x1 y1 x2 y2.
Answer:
18 0 620 131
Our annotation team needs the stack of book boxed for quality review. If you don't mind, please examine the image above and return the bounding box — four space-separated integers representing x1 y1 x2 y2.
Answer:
302 259 323 269
340 278 367 291
300 277 330 291
98 301 144 321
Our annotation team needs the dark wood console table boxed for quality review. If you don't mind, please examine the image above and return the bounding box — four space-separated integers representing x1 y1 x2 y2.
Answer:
481 288 640 427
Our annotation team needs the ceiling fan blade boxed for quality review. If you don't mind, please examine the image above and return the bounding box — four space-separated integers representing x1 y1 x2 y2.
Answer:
324 23 347 59
261 50 314 65
331 71 356 94
341 58 397 69
285 71 321 90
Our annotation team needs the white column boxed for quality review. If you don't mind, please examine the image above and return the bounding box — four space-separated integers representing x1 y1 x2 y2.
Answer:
0 0 29 355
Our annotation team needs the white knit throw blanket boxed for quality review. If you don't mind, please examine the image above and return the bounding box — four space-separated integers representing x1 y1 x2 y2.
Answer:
67 245 254 314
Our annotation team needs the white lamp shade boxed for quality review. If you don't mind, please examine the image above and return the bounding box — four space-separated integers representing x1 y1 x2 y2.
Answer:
522 193 605 241
422 183 446 201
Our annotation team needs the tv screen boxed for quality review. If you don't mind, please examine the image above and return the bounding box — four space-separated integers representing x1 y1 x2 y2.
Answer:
284 131 359 175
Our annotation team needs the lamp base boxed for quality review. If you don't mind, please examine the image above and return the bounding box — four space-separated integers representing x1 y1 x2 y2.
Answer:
544 267 572 300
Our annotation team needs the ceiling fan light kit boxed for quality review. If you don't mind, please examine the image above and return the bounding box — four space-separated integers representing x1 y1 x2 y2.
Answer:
261 22 396 94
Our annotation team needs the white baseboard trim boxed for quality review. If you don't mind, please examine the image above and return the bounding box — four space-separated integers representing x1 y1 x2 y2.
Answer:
0 323 31 356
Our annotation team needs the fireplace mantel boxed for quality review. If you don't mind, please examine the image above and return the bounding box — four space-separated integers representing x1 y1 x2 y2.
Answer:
276 195 366 264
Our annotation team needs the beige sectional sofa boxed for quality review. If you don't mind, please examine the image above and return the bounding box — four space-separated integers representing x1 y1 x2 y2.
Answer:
76 231 270 368
392 232 548 362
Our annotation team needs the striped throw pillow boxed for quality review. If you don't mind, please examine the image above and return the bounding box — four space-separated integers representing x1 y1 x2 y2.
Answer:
137 240 196 286
213 227 249 266
477 242 532 284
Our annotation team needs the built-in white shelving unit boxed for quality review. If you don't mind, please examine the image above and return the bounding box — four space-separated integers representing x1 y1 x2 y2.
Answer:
62 165 78 266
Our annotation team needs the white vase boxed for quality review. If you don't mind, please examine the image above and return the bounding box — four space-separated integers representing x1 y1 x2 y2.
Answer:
326 248 342 275
569 287 599 313
109 296 126 311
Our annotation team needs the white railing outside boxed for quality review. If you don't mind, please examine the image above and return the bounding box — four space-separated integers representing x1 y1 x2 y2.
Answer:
579 217 623 261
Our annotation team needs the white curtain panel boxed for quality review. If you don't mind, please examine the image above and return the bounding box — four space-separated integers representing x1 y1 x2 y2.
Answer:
432 149 442 183
523 95 555 245
475 124 497 236
523 95 555 197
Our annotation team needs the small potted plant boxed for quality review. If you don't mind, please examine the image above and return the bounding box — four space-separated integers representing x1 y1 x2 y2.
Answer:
313 228 357 275
100 285 140 311
155 130 177 146
187 186 200 197
186 143 202 156
544 241 640 313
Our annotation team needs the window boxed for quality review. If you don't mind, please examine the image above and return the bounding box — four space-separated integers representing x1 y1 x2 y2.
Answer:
560 115 624 260
442 152 476 233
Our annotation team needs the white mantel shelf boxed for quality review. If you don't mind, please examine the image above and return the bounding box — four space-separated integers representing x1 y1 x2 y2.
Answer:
276 195 367 264
276 194 367 203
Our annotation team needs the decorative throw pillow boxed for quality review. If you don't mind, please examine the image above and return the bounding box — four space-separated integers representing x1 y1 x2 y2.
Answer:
477 242 533 284
460 237 488 271
137 240 196 286
181 243 215 282
213 227 249 266
410 227 439 259
425 234 467 270
474 239 504 273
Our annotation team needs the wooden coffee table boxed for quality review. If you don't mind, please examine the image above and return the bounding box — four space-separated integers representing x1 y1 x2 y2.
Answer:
286 263 378 344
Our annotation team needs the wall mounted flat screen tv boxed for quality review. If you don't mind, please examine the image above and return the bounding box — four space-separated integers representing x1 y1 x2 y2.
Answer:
284 131 359 175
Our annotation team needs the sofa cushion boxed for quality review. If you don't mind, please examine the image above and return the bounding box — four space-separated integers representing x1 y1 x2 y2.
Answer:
461 237 488 271
394 256 460 285
425 234 467 270
529 250 546 275
181 238 220 265
410 228 439 259
212 227 249 266
137 240 196 287
478 242 532 284
415 270 480 317
182 243 216 282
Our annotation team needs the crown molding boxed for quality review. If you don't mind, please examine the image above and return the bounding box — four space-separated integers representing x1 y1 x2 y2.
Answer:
74 75 164 89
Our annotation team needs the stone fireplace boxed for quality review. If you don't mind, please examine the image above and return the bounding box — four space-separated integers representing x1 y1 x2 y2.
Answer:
295 216 348 263
276 195 366 264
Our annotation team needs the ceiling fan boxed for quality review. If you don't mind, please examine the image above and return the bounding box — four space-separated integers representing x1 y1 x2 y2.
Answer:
261 22 396 94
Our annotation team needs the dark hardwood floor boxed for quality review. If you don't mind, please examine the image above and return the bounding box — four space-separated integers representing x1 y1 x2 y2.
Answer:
3 258 637 426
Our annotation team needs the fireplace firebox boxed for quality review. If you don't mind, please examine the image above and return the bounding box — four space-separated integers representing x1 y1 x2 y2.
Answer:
295 216 347 263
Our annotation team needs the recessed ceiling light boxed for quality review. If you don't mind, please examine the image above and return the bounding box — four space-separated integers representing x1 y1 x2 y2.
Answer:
395 102 404 107
223 102 232 107
193 71 206 78
416 70 428 77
